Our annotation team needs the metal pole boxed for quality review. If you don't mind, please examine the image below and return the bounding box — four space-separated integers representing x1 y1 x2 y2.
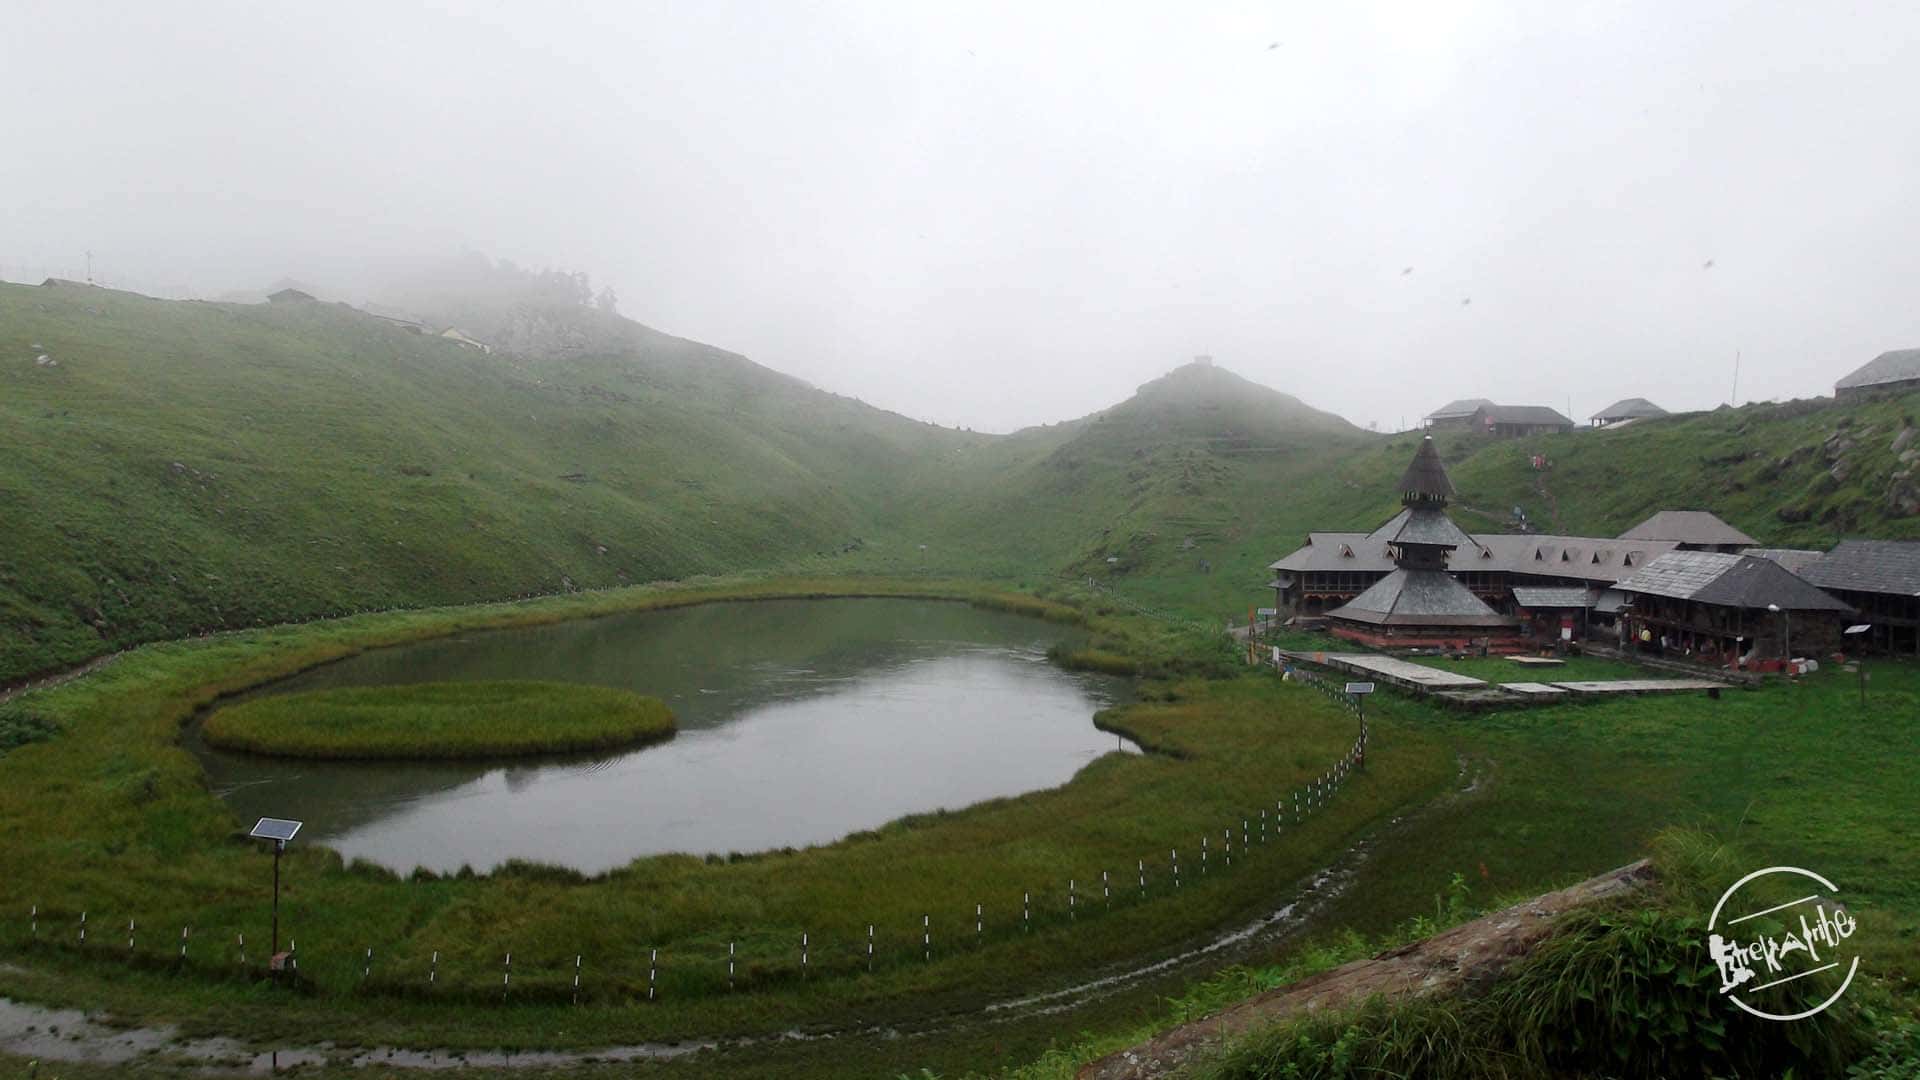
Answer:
271 840 282 967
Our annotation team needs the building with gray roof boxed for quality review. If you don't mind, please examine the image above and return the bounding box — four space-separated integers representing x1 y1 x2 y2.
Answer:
1619 510 1757 552
1589 398 1669 427
1422 398 1495 429
1613 551 1851 665
1743 548 1826 577
1800 539 1920 654
1420 400 1574 437
1835 348 1920 400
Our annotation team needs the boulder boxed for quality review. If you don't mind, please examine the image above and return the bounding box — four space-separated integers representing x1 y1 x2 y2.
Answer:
1888 471 1920 517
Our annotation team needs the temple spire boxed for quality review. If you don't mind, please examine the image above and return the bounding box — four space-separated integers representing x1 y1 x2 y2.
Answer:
1398 435 1454 506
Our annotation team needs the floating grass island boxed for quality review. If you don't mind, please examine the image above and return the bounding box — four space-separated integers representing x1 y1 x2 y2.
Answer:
202 680 676 759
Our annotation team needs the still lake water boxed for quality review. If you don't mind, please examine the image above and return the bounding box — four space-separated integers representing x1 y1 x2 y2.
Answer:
192 598 1135 874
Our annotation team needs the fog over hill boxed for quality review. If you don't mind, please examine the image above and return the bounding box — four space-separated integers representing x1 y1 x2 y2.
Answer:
9 4 1920 432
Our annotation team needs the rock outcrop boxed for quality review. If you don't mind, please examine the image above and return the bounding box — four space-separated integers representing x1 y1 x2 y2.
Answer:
1077 860 1655 1080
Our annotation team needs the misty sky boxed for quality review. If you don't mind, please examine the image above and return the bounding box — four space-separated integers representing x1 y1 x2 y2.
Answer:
6 1 1919 433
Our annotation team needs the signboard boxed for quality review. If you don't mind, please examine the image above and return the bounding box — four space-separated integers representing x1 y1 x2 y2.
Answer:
1344 682 1376 695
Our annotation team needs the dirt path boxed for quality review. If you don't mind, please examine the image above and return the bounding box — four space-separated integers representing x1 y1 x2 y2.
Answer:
0 652 122 707
1533 467 1564 533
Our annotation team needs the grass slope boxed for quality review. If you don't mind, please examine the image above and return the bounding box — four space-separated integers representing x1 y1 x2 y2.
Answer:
202 680 674 759
0 282 981 682
11 279 1920 688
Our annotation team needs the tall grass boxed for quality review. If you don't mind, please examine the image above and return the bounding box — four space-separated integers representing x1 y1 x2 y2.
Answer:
1195 832 1876 1079
202 681 674 759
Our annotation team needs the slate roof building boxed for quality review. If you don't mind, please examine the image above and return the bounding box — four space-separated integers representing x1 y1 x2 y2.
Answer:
1323 437 1522 649
1422 398 1495 430
1742 548 1826 577
1835 349 1920 400
1619 510 1756 552
1470 404 1575 438
1800 539 1920 654
1269 529 1679 622
1589 398 1669 427
1613 551 1851 667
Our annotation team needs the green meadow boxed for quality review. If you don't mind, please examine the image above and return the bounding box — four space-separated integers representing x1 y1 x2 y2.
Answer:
0 578 1454 1058
8 286 1920 1077
963 653 1920 1080
202 680 675 759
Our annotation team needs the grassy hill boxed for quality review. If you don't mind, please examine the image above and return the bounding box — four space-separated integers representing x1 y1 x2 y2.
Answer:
7 278 1920 683
0 282 982 681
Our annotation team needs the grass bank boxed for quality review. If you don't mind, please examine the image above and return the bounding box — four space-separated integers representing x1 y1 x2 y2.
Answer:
1192 832 1879 1080
0 576 1454 1055
202 681 675 759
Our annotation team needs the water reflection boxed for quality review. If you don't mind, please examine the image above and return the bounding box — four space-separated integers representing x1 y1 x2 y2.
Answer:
192 599 1135 873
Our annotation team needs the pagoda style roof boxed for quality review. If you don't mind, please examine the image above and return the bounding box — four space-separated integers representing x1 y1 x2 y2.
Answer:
1398 436 1455 502
1326 569 1516 628
1368 506 1476 550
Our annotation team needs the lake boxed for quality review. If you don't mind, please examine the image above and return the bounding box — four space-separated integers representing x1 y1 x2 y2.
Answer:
191 598 1136 874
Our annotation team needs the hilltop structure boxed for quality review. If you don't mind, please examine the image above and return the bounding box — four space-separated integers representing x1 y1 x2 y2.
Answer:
1835 348 1920 400
1589 398 1668 427
1421 398 1495 429
1321 437 1521 650
1421 400 1574 437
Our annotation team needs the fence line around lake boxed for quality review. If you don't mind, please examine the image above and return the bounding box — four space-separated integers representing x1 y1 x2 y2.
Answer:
11 625 1369 1007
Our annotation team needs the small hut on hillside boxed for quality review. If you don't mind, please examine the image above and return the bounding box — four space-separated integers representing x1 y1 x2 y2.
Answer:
1589 398 1668 427
1835 349 1920 400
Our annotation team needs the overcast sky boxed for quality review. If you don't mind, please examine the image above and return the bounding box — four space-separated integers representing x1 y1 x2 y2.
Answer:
5 1 1919 432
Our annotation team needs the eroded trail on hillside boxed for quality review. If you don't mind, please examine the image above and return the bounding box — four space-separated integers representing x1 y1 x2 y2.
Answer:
0 756 1490 1075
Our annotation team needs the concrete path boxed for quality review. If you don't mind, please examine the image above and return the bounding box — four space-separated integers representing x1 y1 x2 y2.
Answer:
1551 678 1726 694
1280 651 1487 691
